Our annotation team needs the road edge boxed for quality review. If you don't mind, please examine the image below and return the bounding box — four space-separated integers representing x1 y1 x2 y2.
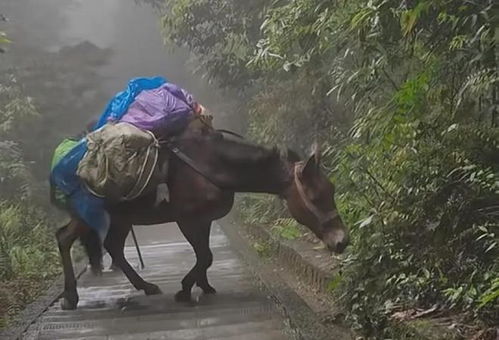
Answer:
221 216 467 340
217 218 354 340
0 260 87 340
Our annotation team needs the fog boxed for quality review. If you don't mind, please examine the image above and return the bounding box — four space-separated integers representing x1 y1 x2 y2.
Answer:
1 0 237 130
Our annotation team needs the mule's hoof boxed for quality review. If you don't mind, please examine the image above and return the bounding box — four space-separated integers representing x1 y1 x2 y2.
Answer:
60 297 78 310
90 265 103 276
144 283 162 296
174 290 192 303
201 285 217 295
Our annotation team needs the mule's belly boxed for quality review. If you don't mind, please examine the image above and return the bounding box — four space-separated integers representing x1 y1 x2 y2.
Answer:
113 192 235 225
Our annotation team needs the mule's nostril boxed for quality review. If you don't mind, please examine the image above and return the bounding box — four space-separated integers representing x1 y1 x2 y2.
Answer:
323 230 349 254
334 240 348 254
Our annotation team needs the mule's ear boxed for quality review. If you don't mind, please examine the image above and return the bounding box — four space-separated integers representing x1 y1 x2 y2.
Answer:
301 143 321 178
311 141 321 166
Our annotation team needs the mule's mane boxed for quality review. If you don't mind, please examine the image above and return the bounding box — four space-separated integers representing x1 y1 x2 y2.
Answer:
189 130 302 166
211 136 283 165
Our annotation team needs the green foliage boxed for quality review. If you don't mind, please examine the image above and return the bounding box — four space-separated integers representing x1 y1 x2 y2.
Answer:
238 194 286 226
270 218 302 240
480 278 499 309
0 28 92 328
238 196 302 240
0 203 59 280
0 202 60 328
387 319 462 340
0 32 9 44
0 19 10 53
7 42 111 184
0 76 38 135
163 0 498 336
0 76 39 201
327 274 342 293
0 77 60 326
253 241 273 258
161 0 265 89
333 124 498 334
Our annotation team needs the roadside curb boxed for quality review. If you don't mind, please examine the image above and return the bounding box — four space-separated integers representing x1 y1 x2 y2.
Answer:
218 219 354 340
0 260 87 340
228 220 468 340
239 221 340 295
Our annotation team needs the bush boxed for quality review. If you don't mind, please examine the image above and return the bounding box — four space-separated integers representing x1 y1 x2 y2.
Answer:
0 202 60 329
163 0 498 336
332 123 498 335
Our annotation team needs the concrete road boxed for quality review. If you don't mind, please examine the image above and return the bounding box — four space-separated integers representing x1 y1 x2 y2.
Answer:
23 224 291 340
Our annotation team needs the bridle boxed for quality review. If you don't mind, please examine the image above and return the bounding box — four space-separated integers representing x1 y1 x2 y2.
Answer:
294 162 339 226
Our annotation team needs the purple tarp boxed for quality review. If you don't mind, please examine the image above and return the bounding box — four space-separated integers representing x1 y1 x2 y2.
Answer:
120 82 197 136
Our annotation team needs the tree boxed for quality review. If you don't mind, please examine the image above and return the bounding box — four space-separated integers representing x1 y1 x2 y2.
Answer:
163 0 498 335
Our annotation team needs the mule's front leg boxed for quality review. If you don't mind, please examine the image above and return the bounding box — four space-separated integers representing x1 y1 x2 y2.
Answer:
195 223 216 295
56 221 87 310
175 220 215 302
104 220 162 296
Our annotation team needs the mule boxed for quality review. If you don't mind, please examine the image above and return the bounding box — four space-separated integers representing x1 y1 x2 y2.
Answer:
55 124 349 310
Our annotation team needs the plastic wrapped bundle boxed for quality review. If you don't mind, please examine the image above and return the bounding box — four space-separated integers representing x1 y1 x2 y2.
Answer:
120 82 199 137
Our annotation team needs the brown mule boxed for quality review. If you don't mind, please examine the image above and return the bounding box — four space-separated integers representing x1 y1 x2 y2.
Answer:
55 126 349 310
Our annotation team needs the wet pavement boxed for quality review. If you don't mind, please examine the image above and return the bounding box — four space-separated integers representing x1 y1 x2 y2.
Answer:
23 224 290 340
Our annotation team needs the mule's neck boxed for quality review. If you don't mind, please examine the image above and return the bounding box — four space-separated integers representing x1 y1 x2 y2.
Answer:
209 139 294 195
229 154 293 194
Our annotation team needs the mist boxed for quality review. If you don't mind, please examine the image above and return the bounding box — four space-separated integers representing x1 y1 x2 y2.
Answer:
1 0 238 130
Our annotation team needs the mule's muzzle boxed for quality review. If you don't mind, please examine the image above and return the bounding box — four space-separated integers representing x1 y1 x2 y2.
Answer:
323 229 349 254
327 238 349 254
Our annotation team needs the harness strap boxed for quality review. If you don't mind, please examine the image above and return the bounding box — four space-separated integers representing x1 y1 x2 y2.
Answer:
294 162 339 225
216 129 245 139
161 125 244 188
165 143 225 189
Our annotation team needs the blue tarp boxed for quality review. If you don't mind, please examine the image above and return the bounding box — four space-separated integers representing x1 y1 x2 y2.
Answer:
51 140 87 197
50 139 110 238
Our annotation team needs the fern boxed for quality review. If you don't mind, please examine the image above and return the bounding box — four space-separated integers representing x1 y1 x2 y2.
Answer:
270 218 302 240
456 68 499 110
479 278 499 308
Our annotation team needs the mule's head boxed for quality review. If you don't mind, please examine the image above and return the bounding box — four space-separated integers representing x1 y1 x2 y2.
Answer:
284 145 349 253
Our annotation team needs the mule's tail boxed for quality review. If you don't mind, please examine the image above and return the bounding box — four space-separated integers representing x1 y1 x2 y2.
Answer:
79 229 103 275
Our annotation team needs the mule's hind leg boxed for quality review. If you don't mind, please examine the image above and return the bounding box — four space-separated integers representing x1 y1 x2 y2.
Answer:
56 219 88 310
175 219 215 302
104 219 161 296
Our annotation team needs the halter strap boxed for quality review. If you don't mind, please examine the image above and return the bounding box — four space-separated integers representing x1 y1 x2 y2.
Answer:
294 162 339 225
